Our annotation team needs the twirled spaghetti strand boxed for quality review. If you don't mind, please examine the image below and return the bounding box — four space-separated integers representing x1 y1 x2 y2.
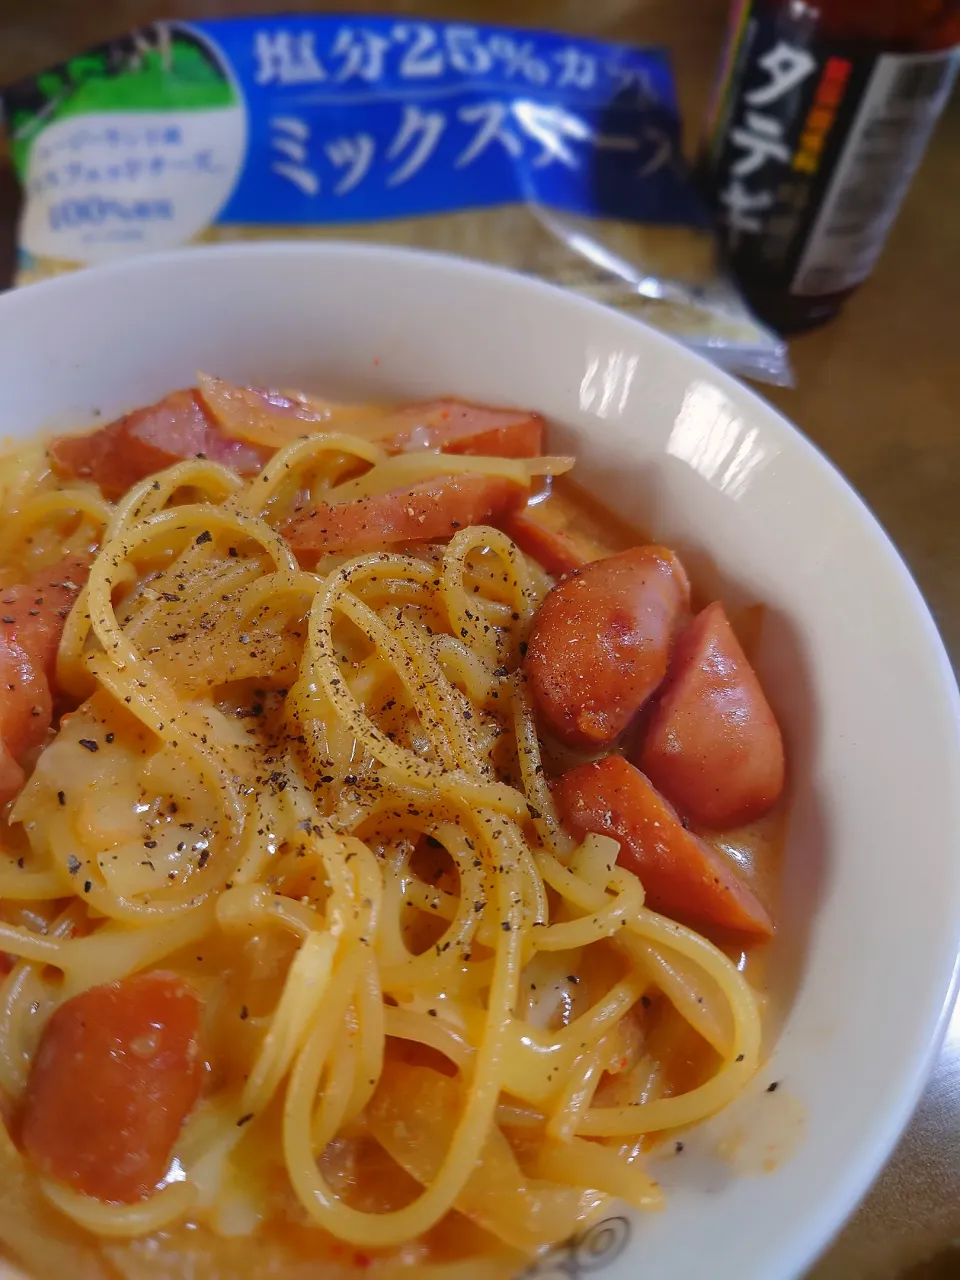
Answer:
0 427 765 1272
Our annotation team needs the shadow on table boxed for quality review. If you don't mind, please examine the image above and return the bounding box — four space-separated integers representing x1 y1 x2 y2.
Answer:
902 1248 960 1280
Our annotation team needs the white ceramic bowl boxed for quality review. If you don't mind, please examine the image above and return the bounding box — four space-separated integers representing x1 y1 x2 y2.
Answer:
1 243 958 1280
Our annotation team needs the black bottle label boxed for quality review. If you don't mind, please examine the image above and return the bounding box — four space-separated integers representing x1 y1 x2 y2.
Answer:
703 4 958 298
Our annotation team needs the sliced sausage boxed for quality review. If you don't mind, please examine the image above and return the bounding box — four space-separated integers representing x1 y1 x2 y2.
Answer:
500 507 595 577
49 390 272 499
0 557 89 804
21 971 203 1203
523 546 690 750
637 601 785 828
285 472 528 557
51 386 544 504
383 400 544 458
556 755 773 937
199 378 544 458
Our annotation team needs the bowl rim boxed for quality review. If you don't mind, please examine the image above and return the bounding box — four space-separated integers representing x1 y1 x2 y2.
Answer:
1 240 959 1280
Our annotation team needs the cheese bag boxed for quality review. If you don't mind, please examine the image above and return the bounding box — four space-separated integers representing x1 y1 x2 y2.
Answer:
0 15 791 383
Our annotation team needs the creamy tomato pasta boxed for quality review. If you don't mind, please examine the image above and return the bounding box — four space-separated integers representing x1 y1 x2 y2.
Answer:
0 381 784 1278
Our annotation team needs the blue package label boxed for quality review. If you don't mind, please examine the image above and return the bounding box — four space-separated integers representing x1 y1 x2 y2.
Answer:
217 18 699 229
2 16 705 264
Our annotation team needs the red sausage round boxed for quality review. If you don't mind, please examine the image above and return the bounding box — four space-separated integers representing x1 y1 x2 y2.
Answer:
21 971 203 1203
637 601 785 828
524 546 690 750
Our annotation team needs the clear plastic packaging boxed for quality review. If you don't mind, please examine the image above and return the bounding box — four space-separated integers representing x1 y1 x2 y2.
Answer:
1 15 791 385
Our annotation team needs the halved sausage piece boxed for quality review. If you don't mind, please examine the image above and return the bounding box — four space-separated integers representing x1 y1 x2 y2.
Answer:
523 546 690 750
636 602 785 828
556 755 773 937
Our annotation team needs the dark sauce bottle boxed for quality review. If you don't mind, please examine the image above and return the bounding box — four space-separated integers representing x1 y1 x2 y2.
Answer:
700 1 960 333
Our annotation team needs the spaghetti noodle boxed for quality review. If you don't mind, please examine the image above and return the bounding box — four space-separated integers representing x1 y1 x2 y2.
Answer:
0 387 773 1278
